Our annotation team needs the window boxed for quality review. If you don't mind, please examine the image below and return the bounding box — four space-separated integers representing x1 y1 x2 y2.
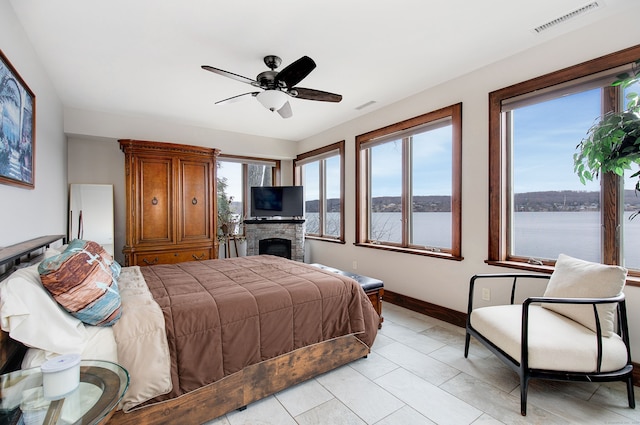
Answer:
217 155 280 235
294 141 345 242
622 78 640 270
488 45 640 276
355 104 462 259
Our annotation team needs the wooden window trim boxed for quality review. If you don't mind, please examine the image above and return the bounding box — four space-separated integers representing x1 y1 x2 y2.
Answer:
294 141 345 242
355 103 463 260
487 44 640 283
217 154 281 222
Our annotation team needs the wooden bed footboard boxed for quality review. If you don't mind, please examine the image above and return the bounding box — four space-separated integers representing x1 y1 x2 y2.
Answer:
109 334 370 425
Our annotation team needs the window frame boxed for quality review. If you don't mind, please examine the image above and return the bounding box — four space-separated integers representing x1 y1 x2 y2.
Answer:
355 103 463 260
488 44 640 282
217 154 281 225
294 141 345 243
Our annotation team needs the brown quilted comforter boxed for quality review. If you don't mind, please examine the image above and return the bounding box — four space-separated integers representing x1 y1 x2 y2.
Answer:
139 255 379 402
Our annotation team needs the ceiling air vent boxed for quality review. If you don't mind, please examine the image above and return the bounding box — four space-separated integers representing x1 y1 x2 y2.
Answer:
533 2 600 34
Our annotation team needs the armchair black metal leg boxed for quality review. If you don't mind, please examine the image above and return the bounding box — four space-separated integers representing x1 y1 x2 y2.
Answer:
627 377 636 409
464 332 471 358
520 375 529 416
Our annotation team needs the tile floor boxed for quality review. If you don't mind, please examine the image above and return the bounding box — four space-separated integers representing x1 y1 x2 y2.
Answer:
206 303 639 425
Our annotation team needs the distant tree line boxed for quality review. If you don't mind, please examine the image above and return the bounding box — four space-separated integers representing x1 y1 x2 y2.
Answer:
305 195 452 213
305 190 640 213
513 190 640 212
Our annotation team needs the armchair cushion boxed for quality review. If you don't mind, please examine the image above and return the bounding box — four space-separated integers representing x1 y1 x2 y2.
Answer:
542 254 626 337
470 305 628 372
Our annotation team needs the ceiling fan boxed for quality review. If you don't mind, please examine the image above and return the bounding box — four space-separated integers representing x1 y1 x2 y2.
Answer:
201 55 342 119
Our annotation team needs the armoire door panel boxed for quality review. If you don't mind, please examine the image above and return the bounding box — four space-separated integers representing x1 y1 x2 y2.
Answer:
138 158 173 244
179 160 211 241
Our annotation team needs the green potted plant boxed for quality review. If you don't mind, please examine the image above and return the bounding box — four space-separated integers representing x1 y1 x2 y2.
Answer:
217 195 236 236
217 171 236 235
574 60 640 216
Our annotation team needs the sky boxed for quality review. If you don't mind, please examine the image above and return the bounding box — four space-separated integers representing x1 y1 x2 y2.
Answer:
218 81 640 202
513 88 602 194
218 161 243 200
370 125 453 197
515 80 640 193
368 81 640 198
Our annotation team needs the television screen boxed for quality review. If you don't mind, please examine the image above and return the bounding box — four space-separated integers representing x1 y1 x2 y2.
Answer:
253 187 283 211
251 186 303 218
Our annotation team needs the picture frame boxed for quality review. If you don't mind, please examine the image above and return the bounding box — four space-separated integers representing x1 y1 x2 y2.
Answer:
0 49 35 189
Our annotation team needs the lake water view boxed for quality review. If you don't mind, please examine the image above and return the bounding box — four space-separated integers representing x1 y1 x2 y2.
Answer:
308 211 640 269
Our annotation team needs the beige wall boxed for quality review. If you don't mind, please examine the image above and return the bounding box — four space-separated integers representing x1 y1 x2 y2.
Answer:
0 0 66 246
4 0 640 360
298 12 640 357
63 108 298 265
66 135 295 265
67 138 125 263
64 107 298 160
64 110 299 265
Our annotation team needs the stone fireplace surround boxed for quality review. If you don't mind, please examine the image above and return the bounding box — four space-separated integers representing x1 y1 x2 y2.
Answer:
244 219 305 262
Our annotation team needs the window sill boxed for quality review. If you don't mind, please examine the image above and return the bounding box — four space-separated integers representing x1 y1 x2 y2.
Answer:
486 260 640 288
626 275 640 288
485 260 555 274
354 242 463 261
304 235 345 244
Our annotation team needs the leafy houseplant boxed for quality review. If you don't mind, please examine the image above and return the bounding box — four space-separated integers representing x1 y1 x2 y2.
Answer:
217 170 236 235
217 194 238 236
574 61 640 198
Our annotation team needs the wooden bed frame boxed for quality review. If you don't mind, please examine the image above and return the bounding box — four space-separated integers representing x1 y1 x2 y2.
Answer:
0 236 373 425
110 335 369 424
0 335 369 425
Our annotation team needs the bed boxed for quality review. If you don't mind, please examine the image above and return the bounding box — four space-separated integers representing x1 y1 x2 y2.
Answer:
0 237 380 424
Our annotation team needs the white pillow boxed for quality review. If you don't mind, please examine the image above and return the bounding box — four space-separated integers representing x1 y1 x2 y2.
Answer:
543 254 627 337
0 264 87 354
22 325 118 368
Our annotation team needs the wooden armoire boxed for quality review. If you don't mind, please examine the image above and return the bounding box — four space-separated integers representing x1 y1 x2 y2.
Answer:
119 139 220 266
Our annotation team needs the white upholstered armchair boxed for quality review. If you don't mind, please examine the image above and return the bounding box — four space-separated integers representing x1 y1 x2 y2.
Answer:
464 254 635 416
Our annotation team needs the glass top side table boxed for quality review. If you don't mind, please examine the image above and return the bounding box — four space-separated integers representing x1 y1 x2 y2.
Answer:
0 360 129 425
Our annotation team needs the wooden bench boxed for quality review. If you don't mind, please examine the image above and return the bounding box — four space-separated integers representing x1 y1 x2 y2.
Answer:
310 263 383 328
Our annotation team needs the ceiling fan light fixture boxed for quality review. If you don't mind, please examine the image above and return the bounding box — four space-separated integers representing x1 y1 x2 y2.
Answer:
256 90 288 112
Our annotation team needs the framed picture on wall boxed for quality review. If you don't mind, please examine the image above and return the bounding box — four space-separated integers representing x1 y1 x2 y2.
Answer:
0 49 35 189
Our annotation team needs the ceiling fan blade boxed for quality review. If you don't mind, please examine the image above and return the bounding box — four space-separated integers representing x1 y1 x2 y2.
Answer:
277 101 293 119
293 87 342 103
201 65 257 86
275 56 316 88
215 92 259 105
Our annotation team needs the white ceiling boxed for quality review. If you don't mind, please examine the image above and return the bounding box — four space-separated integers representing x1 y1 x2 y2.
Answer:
8 0 639 141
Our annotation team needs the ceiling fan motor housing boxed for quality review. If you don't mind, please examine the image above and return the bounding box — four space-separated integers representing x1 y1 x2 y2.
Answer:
257 70 279 89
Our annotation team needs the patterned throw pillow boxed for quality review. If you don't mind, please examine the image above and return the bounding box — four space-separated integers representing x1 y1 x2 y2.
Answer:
38 240 122 326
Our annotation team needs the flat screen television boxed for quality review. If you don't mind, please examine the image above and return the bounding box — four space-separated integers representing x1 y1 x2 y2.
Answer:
250 186 303 218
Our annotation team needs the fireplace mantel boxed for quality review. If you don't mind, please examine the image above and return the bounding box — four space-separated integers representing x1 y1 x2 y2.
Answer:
244 219 305 225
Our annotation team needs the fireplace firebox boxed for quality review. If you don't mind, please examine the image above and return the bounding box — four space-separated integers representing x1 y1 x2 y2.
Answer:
259 238 292 259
